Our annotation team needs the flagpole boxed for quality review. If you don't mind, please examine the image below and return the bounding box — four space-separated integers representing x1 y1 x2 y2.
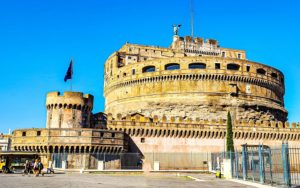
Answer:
71 77 72 91
71 57 73 91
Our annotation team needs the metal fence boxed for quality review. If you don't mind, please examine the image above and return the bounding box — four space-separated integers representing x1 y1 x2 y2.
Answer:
51 143 300 187
213 143 300 187
145 152 210 170
51 153 142 170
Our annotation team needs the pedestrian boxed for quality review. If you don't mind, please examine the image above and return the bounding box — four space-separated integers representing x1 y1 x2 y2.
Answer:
38 160 44 176
33 159 39 177
22 160 31 176
46 162 54 174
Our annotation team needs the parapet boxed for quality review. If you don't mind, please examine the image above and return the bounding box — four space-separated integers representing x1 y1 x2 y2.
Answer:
46 91 94 110
107 113 299 130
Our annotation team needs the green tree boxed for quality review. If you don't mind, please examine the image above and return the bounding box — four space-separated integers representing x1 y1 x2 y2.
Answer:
226 111 234 157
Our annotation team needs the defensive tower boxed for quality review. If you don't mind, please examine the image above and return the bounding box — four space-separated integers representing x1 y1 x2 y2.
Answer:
46 91 94 128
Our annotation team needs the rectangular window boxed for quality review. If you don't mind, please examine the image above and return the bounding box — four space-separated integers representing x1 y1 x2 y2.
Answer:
22 132 26 137
112 133 115 138
37 131 41 136
222 52 226 58
128 56 131 59
100 132 104 138
246 65 250 72
132 69 135 75
72 109 76 120
238 53 241 59
141 138 145 143
215 63 221 69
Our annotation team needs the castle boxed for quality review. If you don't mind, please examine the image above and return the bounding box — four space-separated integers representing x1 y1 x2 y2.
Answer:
9 29 300 170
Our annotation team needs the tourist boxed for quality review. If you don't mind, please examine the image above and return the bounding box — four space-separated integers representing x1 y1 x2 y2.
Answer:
22 160 31 176
33 159 39 176
38 160 44 176
46 162 54 174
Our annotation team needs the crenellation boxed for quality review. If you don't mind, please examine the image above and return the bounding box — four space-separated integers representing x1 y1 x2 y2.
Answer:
285 122 290 128
278 121 283 128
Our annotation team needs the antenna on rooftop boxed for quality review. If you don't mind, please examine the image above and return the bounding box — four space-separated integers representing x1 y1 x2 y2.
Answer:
190 0 195 38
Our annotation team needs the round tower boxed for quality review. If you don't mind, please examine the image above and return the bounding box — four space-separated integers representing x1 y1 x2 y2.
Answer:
46 91 94 129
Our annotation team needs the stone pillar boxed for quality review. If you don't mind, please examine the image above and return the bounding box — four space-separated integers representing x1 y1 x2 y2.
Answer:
97 161 105 170
62 160 68 169
223 159 232 179
154 161 160 171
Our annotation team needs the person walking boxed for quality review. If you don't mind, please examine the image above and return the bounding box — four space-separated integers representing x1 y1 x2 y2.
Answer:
33 159 39 177
22 160 31 176
37 160 44 176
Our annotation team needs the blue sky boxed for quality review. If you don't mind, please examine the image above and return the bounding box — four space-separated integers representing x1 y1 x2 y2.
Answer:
0 0 299 133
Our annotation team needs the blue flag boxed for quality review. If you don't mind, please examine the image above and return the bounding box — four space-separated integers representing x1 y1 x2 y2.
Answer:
64 60 73 82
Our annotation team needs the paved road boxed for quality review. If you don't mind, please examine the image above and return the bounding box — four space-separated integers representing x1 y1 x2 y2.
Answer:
0 173 256 188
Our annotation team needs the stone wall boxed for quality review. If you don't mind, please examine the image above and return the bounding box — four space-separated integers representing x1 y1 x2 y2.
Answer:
104 48 286 122
46 92 94 129
107 113 300 154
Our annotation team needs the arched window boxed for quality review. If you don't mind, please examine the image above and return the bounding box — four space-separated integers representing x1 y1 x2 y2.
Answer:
165 63 180 70
227 63 240 71
188 63 206 69
257 68 266 75
271 72 277 78
142 66 155 73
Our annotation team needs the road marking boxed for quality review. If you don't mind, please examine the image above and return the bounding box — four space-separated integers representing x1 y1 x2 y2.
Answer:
186 176 205 182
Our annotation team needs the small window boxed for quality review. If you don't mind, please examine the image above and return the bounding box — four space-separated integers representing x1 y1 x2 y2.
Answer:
246 65 250 72
132 69 136 75
222 52 226 58
257 68 266 75
100 132 104 138
128 56 131 59
141 138 145 143
112 133 115 138
188 63 206 69
72 109 76 120
227 63 240 71
215 63 221 69
123 72 127 77
165 63 180 70
142 66 155 73
117 75 119 78
22 132 26 137
237 53 241 59
271 72 277 78
37 131 41 136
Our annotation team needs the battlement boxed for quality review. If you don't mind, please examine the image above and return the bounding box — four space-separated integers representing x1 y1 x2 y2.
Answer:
107 113 299 130
46 91 94 109
107 113 300 141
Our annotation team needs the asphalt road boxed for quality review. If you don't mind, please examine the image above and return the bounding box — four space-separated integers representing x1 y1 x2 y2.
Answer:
0 173 256 188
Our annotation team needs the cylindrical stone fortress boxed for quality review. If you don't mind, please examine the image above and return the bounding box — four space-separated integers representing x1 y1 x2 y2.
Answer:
46 91 94 128
103 35 287 122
